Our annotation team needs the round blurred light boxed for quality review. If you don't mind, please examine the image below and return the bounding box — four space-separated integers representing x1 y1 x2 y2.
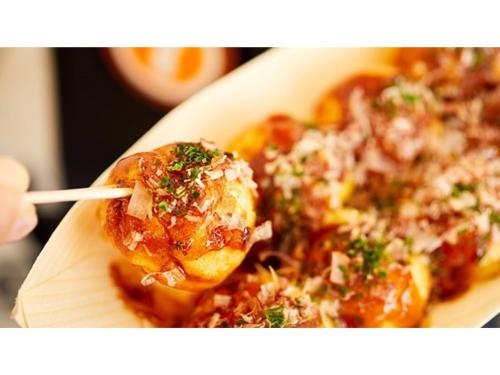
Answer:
105 47 237 108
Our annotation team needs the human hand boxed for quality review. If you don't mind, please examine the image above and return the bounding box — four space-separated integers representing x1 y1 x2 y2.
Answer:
0 157 37 244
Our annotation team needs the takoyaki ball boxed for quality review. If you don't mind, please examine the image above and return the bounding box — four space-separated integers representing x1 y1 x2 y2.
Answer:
110 259 196 327
394 48 441 81
396 48 500 131
100 141 272 291
229 114 305 172
230 115 355 253
307 229 431 327
395 48 500 98
183 269 321 328
316 72 437 175
315 74 390 127
259 131 354 251
431 231 480 299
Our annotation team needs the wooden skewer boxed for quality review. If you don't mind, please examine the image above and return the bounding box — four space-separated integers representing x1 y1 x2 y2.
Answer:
23 186 133 205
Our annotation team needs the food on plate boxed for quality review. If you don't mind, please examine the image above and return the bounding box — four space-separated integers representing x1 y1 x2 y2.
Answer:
110 259 196 327
100 140 271 291
104 48 237 108
184 268 322 328
107 48 500 327
230 115 355 255
305 226 430 327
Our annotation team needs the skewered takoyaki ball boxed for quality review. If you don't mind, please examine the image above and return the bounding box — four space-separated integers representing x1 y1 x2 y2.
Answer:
306 228 431 327
100 140 272 291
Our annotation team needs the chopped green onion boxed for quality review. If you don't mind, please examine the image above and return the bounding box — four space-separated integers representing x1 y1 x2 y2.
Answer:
263 306 285 328
158 201 168 212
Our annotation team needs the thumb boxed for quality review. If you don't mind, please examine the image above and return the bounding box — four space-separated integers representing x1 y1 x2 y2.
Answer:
0 157 38 244
0 194 38 243
0 189 22 242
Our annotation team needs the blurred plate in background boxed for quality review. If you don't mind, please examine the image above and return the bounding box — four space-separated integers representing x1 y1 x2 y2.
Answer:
104 48 238 109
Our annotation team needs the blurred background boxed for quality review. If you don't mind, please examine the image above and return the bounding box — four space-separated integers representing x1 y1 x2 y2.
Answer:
0 47 267 326
0 48 498 327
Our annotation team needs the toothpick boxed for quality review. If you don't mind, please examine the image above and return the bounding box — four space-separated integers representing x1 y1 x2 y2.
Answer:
23 186 133 204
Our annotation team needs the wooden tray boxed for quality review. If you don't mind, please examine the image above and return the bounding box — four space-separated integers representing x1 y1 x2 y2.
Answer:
14 48 500 327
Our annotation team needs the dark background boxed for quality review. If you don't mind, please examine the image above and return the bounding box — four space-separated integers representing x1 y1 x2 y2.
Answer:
34 48 267 244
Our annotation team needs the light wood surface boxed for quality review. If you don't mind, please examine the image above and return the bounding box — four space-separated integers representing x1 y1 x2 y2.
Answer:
13 48 500 327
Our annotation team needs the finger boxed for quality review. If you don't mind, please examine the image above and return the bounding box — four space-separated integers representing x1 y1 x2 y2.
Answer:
0 190 22 243
0 156 30 192
4 201 38 243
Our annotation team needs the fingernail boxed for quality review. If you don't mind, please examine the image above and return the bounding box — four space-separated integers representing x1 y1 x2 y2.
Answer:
5 204 38 242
